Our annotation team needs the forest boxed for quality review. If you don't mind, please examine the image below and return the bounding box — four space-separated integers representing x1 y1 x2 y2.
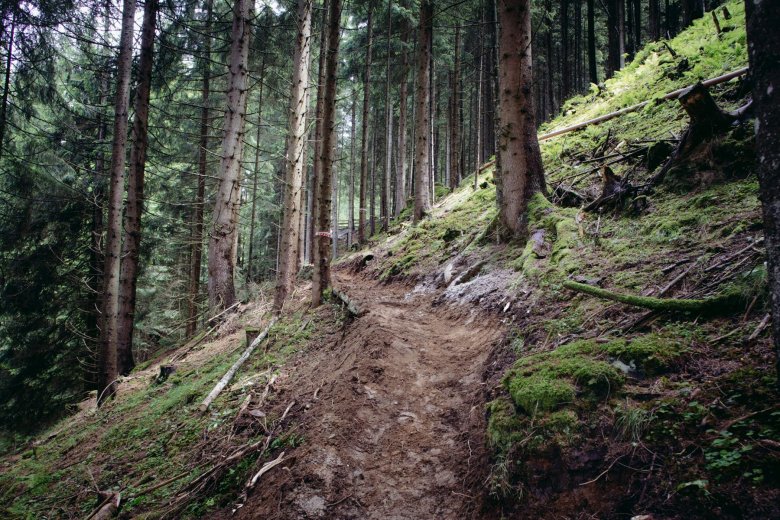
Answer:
0 0 778 518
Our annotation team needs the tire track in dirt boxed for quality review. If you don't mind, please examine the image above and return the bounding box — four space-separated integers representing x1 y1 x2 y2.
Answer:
234 270 502 519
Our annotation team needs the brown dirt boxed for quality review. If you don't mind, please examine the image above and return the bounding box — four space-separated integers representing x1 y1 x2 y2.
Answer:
231 268 503 519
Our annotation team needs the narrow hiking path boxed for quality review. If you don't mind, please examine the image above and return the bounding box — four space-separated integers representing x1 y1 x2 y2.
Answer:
234 268 503 519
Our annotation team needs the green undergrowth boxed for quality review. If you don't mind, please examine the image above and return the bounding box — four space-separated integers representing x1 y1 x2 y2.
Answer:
540 0 748 180
0 310 317 519
374 171 496 281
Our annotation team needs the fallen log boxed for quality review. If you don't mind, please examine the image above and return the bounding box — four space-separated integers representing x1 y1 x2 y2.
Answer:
199 316 279 413
538 67 748 142
332 287 364 317
85 492 120 520
563 280 740 314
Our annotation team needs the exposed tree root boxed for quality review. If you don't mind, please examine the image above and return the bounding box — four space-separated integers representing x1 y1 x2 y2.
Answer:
563 280 741 315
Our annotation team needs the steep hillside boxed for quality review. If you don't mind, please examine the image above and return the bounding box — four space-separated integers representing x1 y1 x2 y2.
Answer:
1 2 776 519
355 2 777 517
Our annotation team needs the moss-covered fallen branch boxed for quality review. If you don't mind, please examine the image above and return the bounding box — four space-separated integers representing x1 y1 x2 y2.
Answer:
562 280 741 314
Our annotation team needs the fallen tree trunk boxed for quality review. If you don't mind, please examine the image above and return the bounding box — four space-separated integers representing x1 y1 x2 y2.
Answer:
563 280 740 314
331 287 364 317
86 492 121 520
199 316 278 413
538 67 748 142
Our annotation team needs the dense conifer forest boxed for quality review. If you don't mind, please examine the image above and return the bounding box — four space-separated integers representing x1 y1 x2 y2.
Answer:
0 0 778 518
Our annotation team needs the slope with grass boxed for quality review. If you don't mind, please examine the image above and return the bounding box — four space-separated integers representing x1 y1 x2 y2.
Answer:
356 2 777 517
0 2 777 519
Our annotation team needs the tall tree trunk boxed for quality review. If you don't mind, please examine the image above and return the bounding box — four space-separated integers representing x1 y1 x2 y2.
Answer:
496 0 545 239
587 0 597 84
474 24 484 190
607 0 625 78
274 0 313 312
382 0 393 231
358 6 374 243
87 1 111 369
311 0 341 306
648 0 660 41
97 0 136 405
187 0 213 338
207 0 252 315
310 1 329 265
429 48 436 201
116 0 159 376
681 0 703 29
348 91 356 246
449 25 461 190
413 0 433 222
574 0 582 91
332 128 339 259
370 109 378 235
247 58 265 283
394 23 410 216
632 0 640 55
561 0 570 99
0 8 15 161
545 12 555 118
745 0 780 386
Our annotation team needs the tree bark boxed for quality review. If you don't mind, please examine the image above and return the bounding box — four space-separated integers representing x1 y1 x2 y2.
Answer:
274 0 313 312
310 1 329 265
207 0 252 315
247 58 265 283
358 6 374 243
394 22 410 216
648 0 660 41
607 0 625 78
413 0 433 222
370 108 378 235
632 0 641 55
0 8 15 161
348 91 356 247
745 0 780 386
496 0 546 238
574 0 582 91
311 0 341 306
116 0 159 376
449 24 461 190
561 0 570 99
98 0 136 405
681 0 703 29
382 0 393 231
587 0 597 84
187 0 213 338
474 26 484 190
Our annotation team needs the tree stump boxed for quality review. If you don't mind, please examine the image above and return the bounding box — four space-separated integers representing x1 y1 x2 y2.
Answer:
246 327 261 347
647 83 736 188
677 82 734 151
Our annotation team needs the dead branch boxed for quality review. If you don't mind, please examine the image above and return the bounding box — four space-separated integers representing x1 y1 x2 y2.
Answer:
199 316 279 413
246 451 286 489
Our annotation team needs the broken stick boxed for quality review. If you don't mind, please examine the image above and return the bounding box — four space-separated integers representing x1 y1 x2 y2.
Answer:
199 316 279 413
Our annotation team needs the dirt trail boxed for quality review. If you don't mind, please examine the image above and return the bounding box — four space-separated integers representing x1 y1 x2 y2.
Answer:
235 269 502 519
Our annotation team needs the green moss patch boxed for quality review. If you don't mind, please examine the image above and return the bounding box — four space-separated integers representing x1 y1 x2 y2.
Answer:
602 325 701 375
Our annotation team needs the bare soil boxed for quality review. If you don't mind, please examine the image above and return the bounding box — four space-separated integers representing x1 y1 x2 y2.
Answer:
231 268 503 519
